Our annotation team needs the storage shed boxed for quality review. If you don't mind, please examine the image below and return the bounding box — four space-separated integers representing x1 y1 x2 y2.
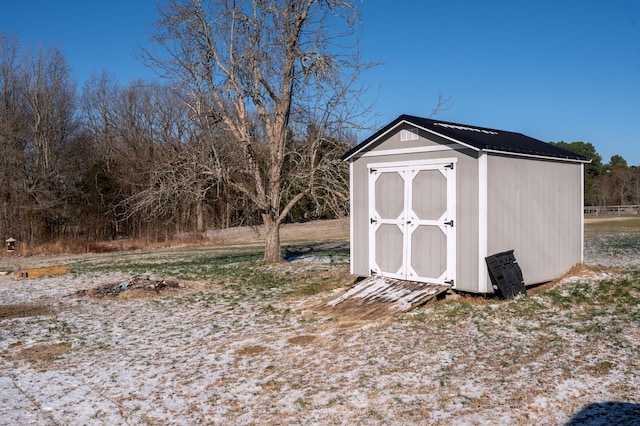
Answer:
343 114 591 294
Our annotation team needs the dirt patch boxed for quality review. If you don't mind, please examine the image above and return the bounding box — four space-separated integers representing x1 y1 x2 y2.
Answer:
322 300 396 320
74 275 190 299
0 304 52 320
287 335 317 345
335 321 363 329
237 345 269 356
12 342 72 363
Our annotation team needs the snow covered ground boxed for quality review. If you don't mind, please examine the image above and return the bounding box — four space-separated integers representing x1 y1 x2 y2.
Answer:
1 232 639 425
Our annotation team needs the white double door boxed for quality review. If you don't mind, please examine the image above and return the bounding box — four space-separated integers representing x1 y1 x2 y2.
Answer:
368 160 456 285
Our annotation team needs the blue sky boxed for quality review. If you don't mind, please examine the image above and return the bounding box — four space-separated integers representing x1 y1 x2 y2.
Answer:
2 0 639 165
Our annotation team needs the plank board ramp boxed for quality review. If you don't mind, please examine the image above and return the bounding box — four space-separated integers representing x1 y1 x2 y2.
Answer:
324 276 449 320
15 266 71 279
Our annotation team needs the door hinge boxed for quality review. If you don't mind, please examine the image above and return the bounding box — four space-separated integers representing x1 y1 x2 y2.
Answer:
445 279 454 286
445 163 454 169
369 168 377 174
370 218 378 224
444 220 454 227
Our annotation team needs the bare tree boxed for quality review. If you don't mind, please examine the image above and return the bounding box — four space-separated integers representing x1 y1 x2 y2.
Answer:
81 71 120 170
0 33 28 240
611 168 635 205
429 92 454 118
124 142 220 232
0 37 84 242
21 45 81 238
144 0 370 262
23 46 76 175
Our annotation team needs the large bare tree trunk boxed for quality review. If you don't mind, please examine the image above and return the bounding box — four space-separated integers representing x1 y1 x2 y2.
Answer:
196 200 205 234
262 214 281 263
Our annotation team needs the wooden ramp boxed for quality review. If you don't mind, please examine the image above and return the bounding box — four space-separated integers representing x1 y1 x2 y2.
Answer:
15 266 71 279
324 276 449 319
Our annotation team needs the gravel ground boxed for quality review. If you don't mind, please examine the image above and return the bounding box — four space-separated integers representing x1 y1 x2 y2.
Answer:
1 231 639 425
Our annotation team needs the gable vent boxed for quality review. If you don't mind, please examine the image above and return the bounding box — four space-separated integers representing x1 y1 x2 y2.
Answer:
400 128 419 142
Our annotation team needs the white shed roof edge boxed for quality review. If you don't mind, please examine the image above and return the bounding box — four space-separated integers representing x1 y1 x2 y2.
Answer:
481 148 591 164
354 143 464 159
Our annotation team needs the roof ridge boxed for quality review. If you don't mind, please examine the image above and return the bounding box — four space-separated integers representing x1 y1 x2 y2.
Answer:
342 114 591 163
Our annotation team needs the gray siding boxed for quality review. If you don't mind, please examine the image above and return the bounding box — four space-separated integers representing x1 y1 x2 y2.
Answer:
453 150 480 292
351 157 371 276
486 156 583 285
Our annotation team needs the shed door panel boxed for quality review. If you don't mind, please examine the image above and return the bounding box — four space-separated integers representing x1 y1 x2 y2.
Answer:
407 168 448 281
369 162 456 285
370 170 406 279
375 224 404 275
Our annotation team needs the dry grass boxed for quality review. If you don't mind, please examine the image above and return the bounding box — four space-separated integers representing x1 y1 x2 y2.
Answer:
584 216 640 232
0 215 635 259
20 238 141 256
0 218 349 260
207 218 349 246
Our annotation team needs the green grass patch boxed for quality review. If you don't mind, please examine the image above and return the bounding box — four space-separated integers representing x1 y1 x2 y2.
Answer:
416 272 640 337
586 233 640 257
432 299 486 323
72 246 264 279
70 242 351 302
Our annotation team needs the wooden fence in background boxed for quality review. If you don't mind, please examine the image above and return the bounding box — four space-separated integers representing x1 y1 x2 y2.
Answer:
584 205 640 216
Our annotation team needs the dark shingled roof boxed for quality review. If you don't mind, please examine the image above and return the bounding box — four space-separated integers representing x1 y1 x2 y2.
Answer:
342 114 591 162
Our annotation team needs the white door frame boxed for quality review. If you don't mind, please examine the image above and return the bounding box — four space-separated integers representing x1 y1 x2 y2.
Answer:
367 158 457 286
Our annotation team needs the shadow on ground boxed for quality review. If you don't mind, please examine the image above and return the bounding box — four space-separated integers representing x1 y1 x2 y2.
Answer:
566 402 640 425
283 241 349 262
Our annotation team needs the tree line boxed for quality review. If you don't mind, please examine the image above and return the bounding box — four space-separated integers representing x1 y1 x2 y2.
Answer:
551 142 640 206
0 24 354 249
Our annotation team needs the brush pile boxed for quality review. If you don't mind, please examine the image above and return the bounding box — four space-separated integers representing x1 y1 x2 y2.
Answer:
75 275 183 298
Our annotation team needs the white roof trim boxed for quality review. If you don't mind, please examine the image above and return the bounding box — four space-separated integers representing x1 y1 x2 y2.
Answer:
481 148 591 164
354 143 464 159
